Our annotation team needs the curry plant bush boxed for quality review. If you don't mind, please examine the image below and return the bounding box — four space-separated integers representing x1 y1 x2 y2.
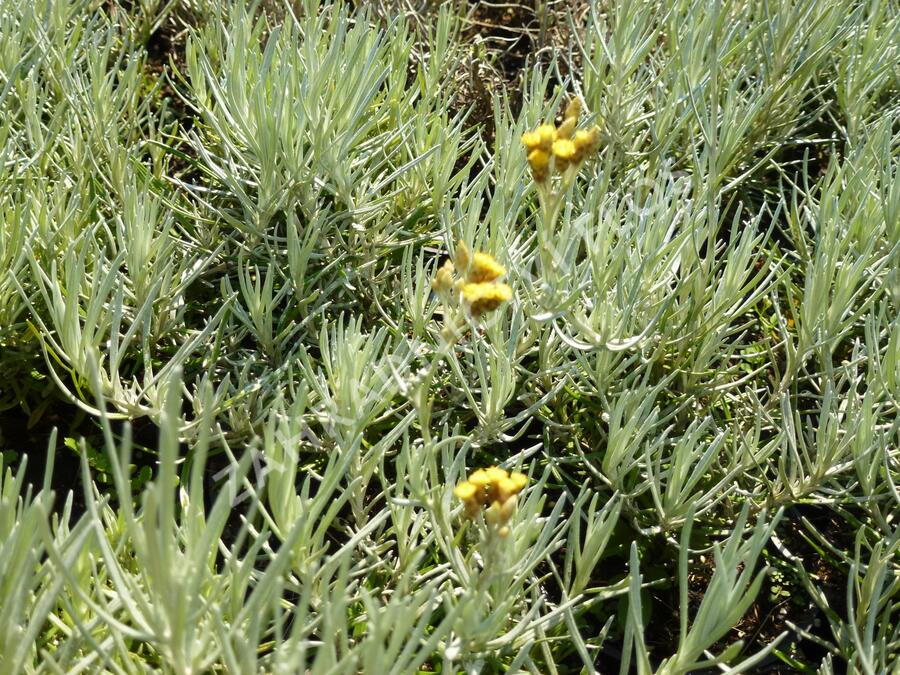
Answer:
0 0 898 672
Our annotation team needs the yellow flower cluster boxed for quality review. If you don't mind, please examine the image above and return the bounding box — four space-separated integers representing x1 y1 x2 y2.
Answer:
432 241 512 318
521 98 600 182
454 466 528 535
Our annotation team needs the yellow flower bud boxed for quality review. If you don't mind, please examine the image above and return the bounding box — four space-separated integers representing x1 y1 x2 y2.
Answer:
557 117 577 140
468 469 491 495
485 466 508 484
564 97 582 122
496 477 519 503
454 240 470 271
454 481 482 517
499 495 517 521
509 471 528 493
497 473 529 502
431 261 455 292
552 138 577 161
573 127 600 162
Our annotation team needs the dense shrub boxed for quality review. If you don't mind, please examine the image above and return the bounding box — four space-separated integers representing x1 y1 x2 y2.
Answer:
0 0 897 672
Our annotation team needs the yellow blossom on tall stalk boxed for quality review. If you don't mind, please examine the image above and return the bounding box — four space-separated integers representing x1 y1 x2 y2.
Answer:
520 96 602 281
453 481 481 518
522 123 556 152
417 242 514 447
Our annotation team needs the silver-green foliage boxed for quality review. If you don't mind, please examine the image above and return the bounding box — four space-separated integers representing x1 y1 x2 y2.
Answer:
0 0 897 671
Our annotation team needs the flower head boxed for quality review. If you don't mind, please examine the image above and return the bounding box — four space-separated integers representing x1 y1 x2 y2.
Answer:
485 466 509 483
431 260 455 293
454 466 529 530
462 282 512 317
536 124 557 150
527 148 550 182
467 252 506 283
468 468 491 490
521 130 541 151
573 126 600 162
454 481 481 517
498 471 528 502
552 138 577 161
552 138 577 172
564 97 582 122
521 124 556 152
454 481 477 500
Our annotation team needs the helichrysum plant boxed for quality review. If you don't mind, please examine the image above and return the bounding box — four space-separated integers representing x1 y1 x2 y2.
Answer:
523 98 600 226
0 0 897 672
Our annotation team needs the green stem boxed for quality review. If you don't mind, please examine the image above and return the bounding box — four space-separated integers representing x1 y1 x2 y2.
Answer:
414 315 466 446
